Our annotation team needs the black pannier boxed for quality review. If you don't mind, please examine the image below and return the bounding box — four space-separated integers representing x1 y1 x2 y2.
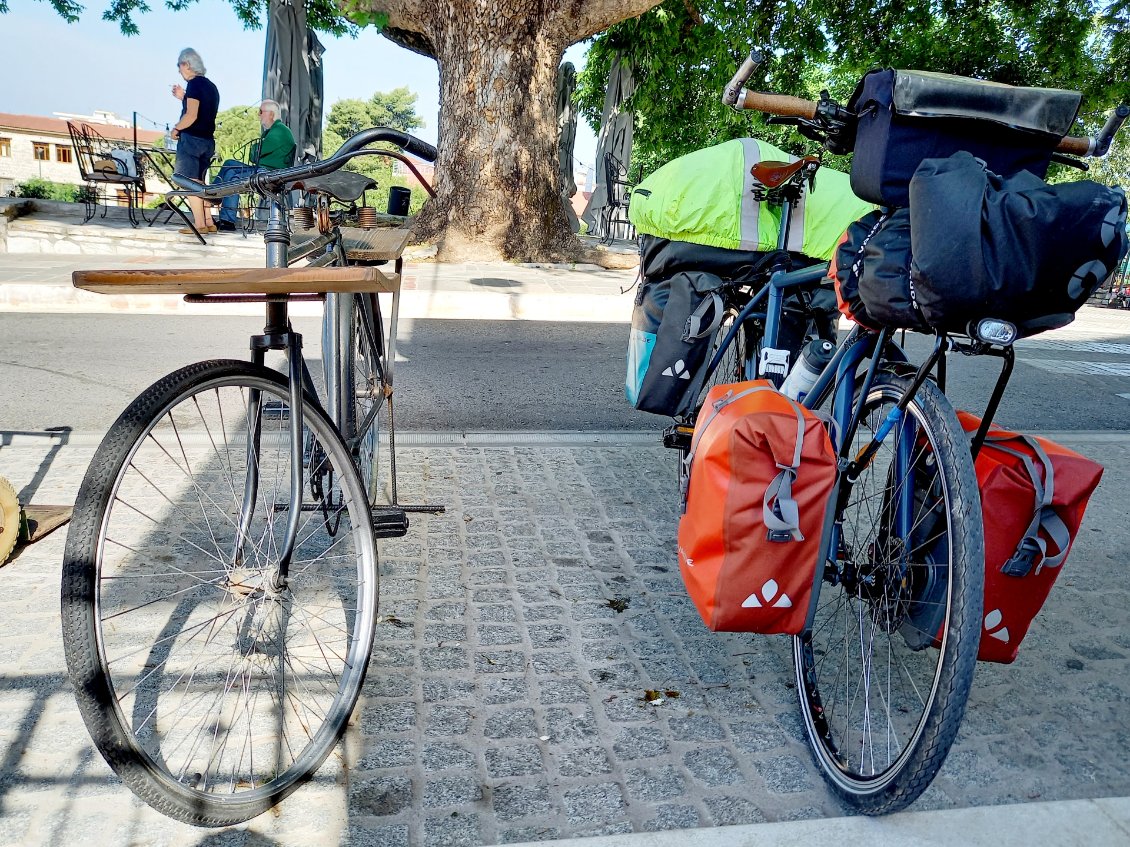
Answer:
629 236 838 417
832 153 1129 336
846 69 1082 207
909 151 1128 335
627 267 726 418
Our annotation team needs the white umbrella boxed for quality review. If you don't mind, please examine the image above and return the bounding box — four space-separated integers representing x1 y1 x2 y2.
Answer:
581 54 635 239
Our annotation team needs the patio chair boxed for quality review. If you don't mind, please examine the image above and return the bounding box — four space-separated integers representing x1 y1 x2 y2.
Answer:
66 121 144 227
600 151 637 244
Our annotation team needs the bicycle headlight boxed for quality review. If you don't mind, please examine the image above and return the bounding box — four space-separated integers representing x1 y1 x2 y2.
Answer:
972 318 1018 346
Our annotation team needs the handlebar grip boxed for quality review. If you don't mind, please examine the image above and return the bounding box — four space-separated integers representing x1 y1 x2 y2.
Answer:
1056 134 1093 156
401 135 438 163
336 127 438 162
738 91 818 120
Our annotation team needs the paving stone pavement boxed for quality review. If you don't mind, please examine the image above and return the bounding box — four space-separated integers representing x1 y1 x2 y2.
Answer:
3 434 1130 845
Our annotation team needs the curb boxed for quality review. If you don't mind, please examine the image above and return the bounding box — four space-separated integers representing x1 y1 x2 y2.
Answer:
0 282 634 322
501 796 1130 847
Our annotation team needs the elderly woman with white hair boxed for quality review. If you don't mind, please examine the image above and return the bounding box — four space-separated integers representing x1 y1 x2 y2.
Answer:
206 99 296 231
170 47 220 234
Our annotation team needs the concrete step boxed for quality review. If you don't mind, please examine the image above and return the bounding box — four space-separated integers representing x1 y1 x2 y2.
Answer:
6 212 266 260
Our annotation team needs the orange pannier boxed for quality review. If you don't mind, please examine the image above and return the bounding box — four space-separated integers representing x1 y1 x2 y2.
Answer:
678 381 838 633
954 413 1103 663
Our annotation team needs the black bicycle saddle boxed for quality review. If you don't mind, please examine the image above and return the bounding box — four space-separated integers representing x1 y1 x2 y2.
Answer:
289 170 378 203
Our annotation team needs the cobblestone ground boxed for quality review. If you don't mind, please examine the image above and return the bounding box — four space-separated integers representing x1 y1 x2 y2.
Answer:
2 438 1130 846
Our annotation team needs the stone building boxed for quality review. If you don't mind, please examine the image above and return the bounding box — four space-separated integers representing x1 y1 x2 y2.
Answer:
0 112 163 200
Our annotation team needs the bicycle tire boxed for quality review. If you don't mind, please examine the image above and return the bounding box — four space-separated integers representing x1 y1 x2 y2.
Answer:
793 372 983 814
342 293 385 503
61 360 379 826
698 306 750 401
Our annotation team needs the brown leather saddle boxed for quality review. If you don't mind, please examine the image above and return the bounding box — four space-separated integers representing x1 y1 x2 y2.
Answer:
750 155 820 189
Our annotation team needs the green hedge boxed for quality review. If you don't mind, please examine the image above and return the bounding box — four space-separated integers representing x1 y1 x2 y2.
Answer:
14 178 83 202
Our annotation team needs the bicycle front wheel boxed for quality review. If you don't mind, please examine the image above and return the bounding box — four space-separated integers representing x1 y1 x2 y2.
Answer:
61 360 379 826
793 372 983 814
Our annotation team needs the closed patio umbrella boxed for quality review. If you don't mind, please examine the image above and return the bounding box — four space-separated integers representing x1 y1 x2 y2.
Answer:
263 0 324 163
581 54 635 239
557 61 580 233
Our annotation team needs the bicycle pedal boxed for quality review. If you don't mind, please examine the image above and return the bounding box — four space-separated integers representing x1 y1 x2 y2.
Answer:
371 506 409 538
662 424 694 451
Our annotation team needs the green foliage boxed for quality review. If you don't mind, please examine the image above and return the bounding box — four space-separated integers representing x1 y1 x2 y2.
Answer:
213 105 263 163
321 87 425 197
325 87 424 139
32 0 364 38
579 0 1126 180
15 178 80 202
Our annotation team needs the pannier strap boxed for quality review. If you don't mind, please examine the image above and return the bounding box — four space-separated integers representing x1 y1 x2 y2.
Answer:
683 292 725 342
764 396 807 543
988 435 1073 576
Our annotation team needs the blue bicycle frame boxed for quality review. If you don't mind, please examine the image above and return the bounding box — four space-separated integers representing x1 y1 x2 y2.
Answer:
696 184 926 632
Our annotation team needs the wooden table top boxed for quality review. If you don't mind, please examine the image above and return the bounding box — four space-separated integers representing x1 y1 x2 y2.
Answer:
72 265 401 296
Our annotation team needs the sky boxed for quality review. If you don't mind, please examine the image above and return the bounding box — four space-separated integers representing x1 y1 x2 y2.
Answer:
0 0 599 173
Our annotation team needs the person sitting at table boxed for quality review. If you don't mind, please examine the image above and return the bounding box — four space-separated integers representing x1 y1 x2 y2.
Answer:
208 99 297 231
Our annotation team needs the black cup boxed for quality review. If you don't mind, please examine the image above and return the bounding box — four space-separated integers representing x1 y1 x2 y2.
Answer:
387 186 411 216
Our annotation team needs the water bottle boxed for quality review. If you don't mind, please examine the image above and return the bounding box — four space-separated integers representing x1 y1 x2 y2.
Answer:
164 124 177 151
781 338 835 402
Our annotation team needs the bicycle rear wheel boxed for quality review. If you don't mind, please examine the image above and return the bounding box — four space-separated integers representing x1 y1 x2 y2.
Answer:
793 372 983 814
343 293 385 503
61 360 379 826
697 306 751 401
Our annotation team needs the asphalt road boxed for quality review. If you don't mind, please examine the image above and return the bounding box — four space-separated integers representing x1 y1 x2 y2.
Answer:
2 312 1130 435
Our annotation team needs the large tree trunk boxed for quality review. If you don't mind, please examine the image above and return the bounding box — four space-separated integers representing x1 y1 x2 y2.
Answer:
373 0 663 262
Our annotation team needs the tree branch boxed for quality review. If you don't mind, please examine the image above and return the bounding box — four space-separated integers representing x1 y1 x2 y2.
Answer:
564 0 665 43
359 0 429 34
382 25 435 58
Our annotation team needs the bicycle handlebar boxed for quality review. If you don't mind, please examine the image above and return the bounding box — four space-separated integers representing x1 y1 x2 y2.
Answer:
733 89 1126 157
168 126 439 201
723 49 766 108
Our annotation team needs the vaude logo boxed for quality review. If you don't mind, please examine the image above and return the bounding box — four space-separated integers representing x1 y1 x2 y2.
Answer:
677 546 694 567
984 608 1010 643
741 579 793 609
662 359 692 380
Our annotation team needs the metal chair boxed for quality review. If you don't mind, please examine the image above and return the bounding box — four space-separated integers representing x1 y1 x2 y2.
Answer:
66 121 145 227
600 151 637 244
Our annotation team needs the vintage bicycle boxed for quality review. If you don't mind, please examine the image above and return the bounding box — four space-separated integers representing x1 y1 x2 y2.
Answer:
60 127 438 826
660 51 1128 814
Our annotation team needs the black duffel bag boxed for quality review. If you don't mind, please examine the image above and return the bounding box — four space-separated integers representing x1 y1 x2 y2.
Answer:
847 69 1081 207
909 151 1129 335
829 209 917 331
